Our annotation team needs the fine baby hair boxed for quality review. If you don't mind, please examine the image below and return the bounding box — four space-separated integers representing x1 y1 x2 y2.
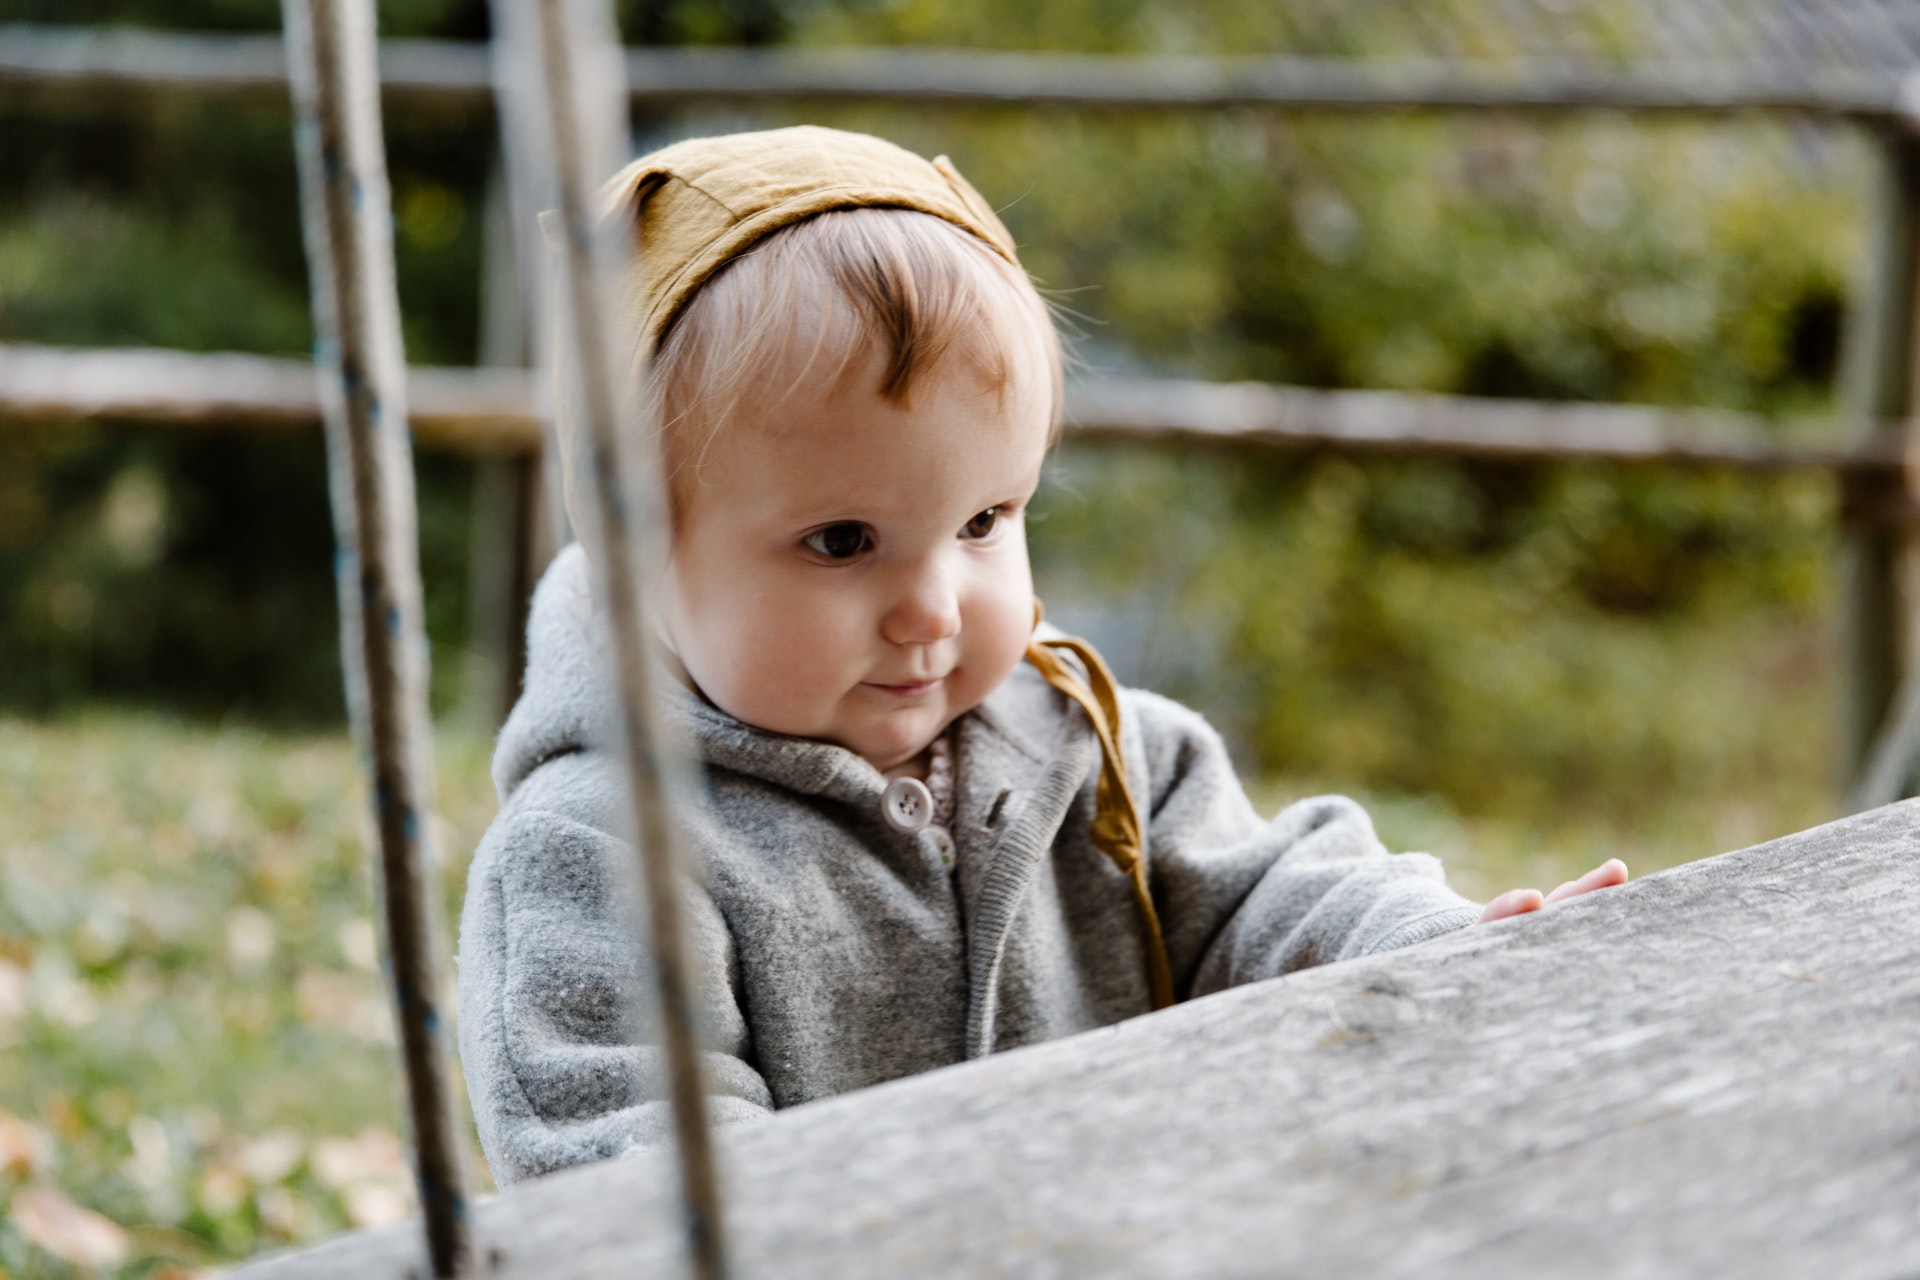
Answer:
651 207 1062 506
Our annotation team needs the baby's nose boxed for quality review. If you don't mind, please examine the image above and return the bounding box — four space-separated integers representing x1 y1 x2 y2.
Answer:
881 565 961 645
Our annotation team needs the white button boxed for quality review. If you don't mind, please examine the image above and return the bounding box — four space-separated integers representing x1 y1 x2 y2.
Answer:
882 777 933 833
928 825 956 870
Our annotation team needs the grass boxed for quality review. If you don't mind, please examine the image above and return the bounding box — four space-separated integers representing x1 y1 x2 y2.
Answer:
0 711 498 1279
0 705 1842 1276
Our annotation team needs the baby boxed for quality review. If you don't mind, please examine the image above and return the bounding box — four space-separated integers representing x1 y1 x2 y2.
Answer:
456 125 1626 1186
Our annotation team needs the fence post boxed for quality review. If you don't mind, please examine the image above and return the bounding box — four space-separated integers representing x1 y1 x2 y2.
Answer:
506 1 732 1278
281 0 474 1275
464 170 537 727
1842 118 1920 812
487 0 574 571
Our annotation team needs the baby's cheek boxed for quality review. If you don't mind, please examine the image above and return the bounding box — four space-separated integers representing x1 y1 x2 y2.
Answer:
760 607 873 721
697 646 812 737
966 562 1037 694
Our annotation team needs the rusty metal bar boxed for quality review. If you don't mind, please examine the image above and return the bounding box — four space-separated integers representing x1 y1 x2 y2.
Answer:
280 0 473 1274
515 0 730 1275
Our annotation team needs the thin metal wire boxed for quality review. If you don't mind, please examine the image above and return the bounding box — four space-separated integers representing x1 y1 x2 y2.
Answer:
280 0 473 1275
514 0 731 1276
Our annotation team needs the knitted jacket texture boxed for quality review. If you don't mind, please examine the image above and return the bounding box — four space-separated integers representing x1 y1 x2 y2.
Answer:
457 545 1481 1185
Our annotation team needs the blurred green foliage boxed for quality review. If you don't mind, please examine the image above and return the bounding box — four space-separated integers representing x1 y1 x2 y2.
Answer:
0 0 1860 795
1030 449 1835 823
0 0 1860 782
0 425 477 719
0 12 497 718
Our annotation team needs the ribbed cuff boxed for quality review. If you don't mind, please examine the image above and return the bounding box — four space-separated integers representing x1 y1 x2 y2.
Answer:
1366 905 1480 955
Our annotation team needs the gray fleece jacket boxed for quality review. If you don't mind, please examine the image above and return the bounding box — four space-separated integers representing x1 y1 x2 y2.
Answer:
457 545 1481 1186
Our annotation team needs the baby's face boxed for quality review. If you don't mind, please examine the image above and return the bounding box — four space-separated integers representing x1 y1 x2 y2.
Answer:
661 344 1052 773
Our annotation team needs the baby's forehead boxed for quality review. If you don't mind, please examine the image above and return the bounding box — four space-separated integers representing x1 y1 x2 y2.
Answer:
676 344 1052 521
737 323 1047 422
742 348 1049 454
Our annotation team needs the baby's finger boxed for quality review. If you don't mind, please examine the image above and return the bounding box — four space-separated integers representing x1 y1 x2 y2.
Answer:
1544 858 1629 904
1476 887 1544 925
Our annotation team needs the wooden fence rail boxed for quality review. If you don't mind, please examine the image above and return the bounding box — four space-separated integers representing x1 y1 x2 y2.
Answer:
2 22 1916 121
0 341 1891 473
0 342 542 452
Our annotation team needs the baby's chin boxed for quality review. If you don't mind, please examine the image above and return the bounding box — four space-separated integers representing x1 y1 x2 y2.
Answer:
695 678 970 772
843 709 959 774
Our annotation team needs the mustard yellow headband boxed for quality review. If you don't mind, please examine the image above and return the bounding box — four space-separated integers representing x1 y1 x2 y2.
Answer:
596 124 1022 354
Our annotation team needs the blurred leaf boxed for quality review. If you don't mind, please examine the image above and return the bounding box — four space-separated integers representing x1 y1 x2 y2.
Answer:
13 1185 129 1269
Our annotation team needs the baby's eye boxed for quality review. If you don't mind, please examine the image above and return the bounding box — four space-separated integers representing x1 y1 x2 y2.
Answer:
802 523 873 560
961 508 1000 540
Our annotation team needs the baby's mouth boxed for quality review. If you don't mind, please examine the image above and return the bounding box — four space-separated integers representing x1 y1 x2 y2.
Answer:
864 675 946 698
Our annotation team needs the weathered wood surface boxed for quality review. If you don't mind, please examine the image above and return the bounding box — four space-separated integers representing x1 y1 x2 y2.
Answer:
4 343 1896 477
1066 377 1882 473
0 343 542 453
237 800 1920 1279
0 23 1910 120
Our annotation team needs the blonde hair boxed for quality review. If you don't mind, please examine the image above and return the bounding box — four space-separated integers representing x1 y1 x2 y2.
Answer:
643 206 1062 513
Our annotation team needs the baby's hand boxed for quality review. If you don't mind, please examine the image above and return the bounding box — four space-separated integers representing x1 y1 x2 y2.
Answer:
1475 858 1629 925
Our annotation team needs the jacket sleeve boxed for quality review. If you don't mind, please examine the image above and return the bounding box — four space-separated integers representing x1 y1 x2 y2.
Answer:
457 804 773 1186
1122 690 1482 1000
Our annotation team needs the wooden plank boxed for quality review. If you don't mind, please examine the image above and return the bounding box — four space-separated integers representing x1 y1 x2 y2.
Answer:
0 24 491 105
613 45 1911 118
0 22 1910 119
1066 376 1886 471
231 798 1920 1278
280 0 472 1274
0 343 543 452
0 342 1892 473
